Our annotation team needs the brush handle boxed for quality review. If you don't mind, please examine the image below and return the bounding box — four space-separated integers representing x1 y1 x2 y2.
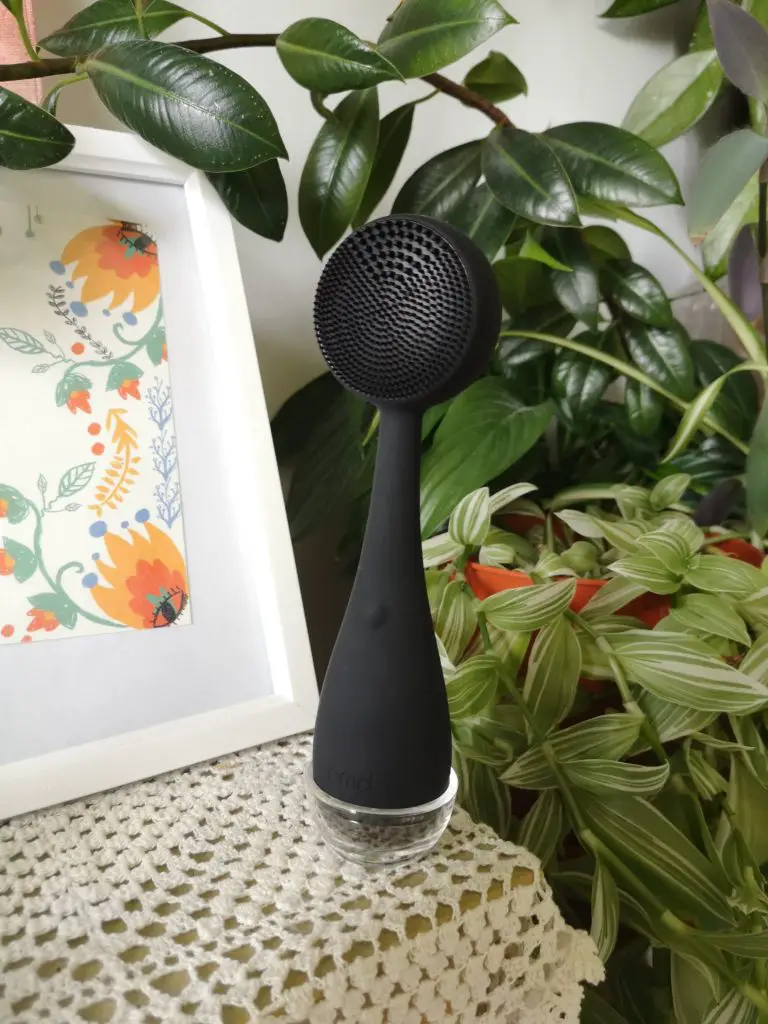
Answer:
312 405 452 809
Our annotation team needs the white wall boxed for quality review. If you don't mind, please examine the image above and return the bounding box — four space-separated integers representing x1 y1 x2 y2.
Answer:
37 0 701 414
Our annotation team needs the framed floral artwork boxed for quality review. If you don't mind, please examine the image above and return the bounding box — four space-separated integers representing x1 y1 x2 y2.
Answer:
0 127 317 819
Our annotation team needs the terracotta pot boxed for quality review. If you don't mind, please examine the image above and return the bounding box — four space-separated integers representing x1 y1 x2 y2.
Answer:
706 536 764 568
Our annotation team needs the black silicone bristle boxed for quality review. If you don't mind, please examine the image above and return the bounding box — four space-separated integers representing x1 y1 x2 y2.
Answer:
314 217 476 405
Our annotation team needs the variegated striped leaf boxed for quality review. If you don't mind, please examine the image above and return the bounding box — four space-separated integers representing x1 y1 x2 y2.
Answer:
609 552 682 595
581 989 632 1024
479 526 534 567
613 485 653 519
506 497 545 518
435 635 455 679
656 514 705 556
518 789 562 866
637 691 715 746
423 532 464 568
590 859 619 962
502 713 641 788
577 616 645 680
674 594 751 647
581 577 646 619
564 759 669 798
464 759 512 839
685 554 765 597
524 616 580 734
426 568 450 617
740 629 768 683
436 580 476 663
555 509 605 539
685 747 727 801
702 989 757 1024
449 487 491 547
549 483 623 511
446 654 499 719
534 552 576 577
738 585 768 631
599 518 649 553
729 714 768 787
672 954 722 1024
691 732 753 752
481 578 576 632
650 473 692 510
696 930 768 958
488 481 538 514
578 791 734 927
610 632 768 714
634 529 693 577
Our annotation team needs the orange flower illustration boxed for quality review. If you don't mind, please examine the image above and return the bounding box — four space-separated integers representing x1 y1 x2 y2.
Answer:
0 550 15 576
0 499 7 519
118 378 141 401
59 222 160 314
91 523 189 629
67 390 92 415
27 609 60 633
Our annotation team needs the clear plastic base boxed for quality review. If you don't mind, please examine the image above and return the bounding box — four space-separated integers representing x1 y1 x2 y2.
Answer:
305 762 458 867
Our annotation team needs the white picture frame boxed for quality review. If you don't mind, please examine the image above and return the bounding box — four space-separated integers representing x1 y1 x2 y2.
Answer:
0 126 317 820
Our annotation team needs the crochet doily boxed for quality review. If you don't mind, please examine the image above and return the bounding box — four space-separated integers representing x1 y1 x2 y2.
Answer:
0 733 602 1023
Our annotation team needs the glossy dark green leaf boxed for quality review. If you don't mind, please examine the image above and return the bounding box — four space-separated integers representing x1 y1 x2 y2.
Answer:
0 87 75 169
353 102 414 227
276 18 402 93
709 0 768 101
496 305 575 372
493 256 552 317
688 130 768 242
582 225 631 262
625 379 664 438
40 0 187 56
581 990 630 1024
623 50 722 149
285 386 372 541
692 340 759 440
622 320 696 399
483 126 579 227
446 180 516 259
464 50 527 102
420 378 552 536
208 161 288 242
379 0 514 78
602 0 681 13
299 88 379 258
393 140 482 220
519 232 572 271
747 402 768 536
271 372 343 462
602 261 674 327
550 233 600 329
86 41 286 172
553 348 613 426
544 122 682 207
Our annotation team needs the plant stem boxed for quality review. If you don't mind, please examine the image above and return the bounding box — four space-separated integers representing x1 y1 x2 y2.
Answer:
134 0 146 38
759 178 768 343
42 73 88 115
502 329 750 456
188 12 228 36
14 8 39 63
422 72 512 127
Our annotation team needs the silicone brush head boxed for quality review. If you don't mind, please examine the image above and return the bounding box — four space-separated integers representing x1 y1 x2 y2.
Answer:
313 214 501 407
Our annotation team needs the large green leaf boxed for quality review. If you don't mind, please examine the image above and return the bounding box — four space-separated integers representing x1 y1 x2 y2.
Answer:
378 0 514 78
85 41 286 172
703 990 758 1024
436 580 477 663
353 102 414 227
550 233 600 328
622 50 723 149
208 161 288 242
709 0 768 101
688 130 768 243
567 759 670 798
493 258 552 318
448 487 491 546
552 349 613 427
299 88 379 258
446 654 500 718
602 0 681 14
0 87 75 170
420 379 552 536
544 122 682 207
674 593 751 646
625 379 664 438
40 0 187 56
602 261 674 327
637 690 715 747
747 401 768 537
483 127 579 227
272 372 344 462
277 18 402 93
590 859 620 962
464 50 527 102
621 320 696 399
703 175 759 278
392 140 482 220
481 579 576 632
692 340 759 440
446 181 517 260
578 791 734 928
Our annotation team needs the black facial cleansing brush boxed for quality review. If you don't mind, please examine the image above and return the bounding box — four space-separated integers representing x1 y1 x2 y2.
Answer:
311 215 501 812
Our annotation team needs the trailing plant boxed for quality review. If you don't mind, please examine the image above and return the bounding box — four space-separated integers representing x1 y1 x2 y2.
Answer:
426 475 768 1021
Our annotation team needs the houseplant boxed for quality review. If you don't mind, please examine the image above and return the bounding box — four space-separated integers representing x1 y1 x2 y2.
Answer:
426 475 768 1021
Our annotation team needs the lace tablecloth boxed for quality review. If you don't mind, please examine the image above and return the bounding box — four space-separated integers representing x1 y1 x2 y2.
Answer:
0 733 602 1023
